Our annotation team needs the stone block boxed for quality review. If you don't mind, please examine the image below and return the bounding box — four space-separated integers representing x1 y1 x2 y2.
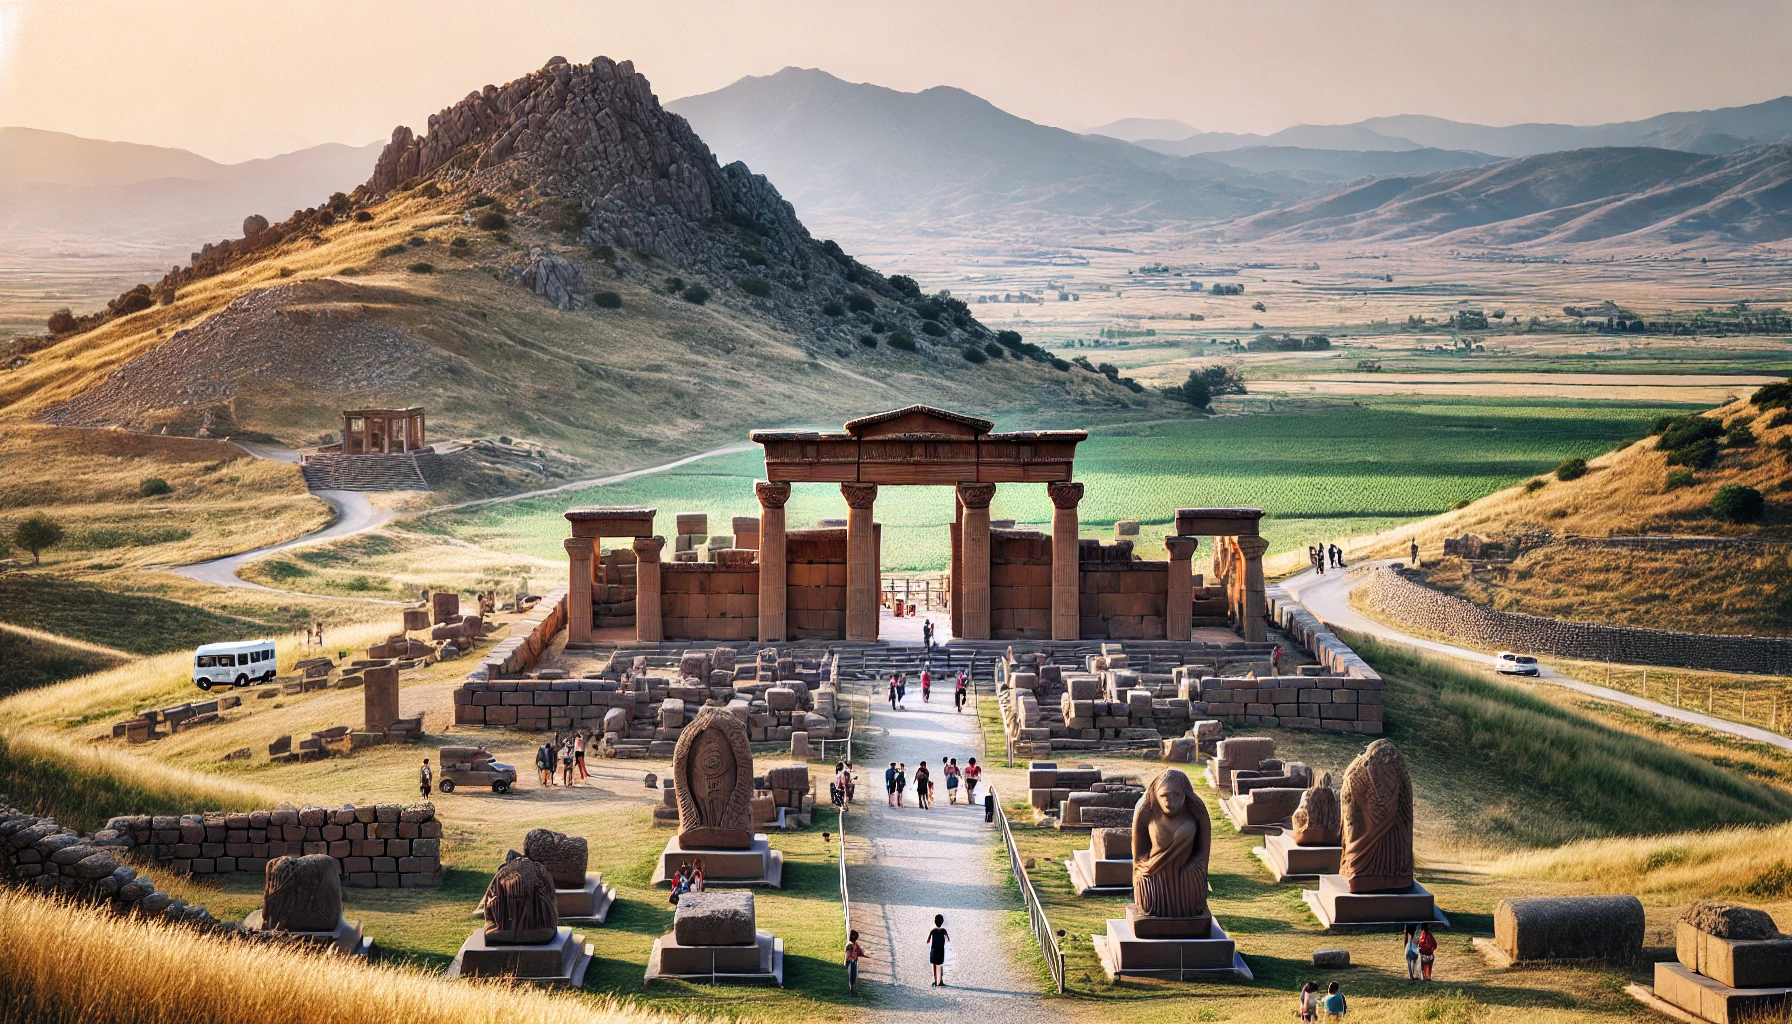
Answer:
673 890 756 946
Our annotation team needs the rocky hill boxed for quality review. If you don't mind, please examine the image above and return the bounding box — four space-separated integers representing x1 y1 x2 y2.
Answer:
2 57 1147 483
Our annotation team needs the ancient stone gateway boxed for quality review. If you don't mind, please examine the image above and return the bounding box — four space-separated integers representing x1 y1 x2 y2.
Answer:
342 407 426 454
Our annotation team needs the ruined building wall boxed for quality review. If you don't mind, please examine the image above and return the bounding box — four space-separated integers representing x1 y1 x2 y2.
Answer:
786 528 847 640
595 546 637 632
991 530 1054 640
661 562 759 641
1079 540 1168 639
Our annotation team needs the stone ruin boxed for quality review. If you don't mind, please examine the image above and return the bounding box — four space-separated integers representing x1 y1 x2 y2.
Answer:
1213 737 1313 834
1068 826 1134 896
452 853 592 986
1490 894 1642 965
646 889 784 985
244 853 369 955
657 707 782 887
114 693 243 743
1652 901 1792 1023
1256 772 1343 882
1305 739 1440 929
524 828 614 924
653 764 812 832
1025 761 1145 828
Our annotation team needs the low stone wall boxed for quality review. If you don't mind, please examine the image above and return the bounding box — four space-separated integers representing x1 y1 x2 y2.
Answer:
1362 566 1792 675
467 587 567 682
105 802 444 888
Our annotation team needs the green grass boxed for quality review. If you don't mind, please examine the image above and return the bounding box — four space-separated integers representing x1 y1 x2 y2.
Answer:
0 630 117 695
0 732 274 832
423 397 1683 571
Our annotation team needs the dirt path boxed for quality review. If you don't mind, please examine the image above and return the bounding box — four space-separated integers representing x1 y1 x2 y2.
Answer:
847 692 1054 1022
1283 561 1792 753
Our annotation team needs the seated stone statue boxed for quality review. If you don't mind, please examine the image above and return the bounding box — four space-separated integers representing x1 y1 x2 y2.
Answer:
481 853 560 945
1131 769 1210 920
263 854 343 932
523 828 589 889
1339 740 1414 893
1290 772 1341 846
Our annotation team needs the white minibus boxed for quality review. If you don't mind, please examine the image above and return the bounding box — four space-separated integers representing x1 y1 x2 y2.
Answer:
193 639 278 690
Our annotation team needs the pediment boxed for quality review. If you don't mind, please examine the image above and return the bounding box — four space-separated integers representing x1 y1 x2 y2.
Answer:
843 405 993 440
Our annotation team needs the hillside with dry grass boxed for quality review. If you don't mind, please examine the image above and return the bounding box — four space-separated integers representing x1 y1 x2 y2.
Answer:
1340 387 1792 635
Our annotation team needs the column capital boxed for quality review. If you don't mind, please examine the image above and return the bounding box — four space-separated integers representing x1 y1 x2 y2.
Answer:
1164 536 1200 560
755 480 792 508
563 537 593 559
632 536 666 561
956 482 996 509
1235 535 1270 559
1046 481 1084 509
840 482 878 509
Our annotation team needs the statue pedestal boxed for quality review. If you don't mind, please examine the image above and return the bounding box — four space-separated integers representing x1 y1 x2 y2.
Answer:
448 926 593 987
242 910 370 956
1094 909 1250 980
654 835 783 888
557 871 616 924
1066 849 1133 896
1254 831 1341 882
1303 875 1448 930
645 929 784 986
1220 793 1299 835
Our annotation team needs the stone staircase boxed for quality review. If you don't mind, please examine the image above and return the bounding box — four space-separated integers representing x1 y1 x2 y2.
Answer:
299 450 442 492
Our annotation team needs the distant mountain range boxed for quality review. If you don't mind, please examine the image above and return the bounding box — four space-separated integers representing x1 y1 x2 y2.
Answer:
0 128 382 259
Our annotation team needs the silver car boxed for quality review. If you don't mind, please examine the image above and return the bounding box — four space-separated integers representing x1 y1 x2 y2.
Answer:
1495 652 1540 676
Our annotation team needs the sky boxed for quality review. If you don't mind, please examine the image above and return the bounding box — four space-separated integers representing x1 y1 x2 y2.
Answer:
2 0 1790 163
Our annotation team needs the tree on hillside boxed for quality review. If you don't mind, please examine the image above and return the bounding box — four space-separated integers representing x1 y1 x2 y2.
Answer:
1199 364 1247 396
1164 371 1213 411
13 514 64 565
1711 485 1765 524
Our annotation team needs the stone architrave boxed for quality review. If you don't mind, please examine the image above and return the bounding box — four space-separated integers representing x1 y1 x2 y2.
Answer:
673 707 754 849
634 537 665 642
957 482 996 640
262 854 343 932
841 483 878 641
1291 772 1342 847
1164 535 1199 641
1234 535 1269 643
1048 481 1083 641
481 855 560 945
1131 769 1210 923
756 482 791 642
524 829 589 889
1339 740 1414 893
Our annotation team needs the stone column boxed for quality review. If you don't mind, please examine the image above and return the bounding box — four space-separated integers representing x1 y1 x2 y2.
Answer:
1236 535 1269 643
1047 481 1083 641
841 483 879 641
1164 535 1199 642
633 536 665 643
957 482 996 641
755 481 790 642
564 537 595 645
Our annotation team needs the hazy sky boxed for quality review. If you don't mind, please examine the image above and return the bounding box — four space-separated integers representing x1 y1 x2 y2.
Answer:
3 0 1790 162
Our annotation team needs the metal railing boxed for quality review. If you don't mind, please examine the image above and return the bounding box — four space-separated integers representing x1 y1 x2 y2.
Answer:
989 786 1066 993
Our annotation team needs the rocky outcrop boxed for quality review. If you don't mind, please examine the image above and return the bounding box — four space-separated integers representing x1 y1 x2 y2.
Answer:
520 249 583 309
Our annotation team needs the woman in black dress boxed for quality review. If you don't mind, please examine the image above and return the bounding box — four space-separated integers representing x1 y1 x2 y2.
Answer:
925 913 950 985
914 761 931 809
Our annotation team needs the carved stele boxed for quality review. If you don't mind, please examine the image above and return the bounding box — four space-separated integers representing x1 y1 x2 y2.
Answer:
481 854 560 945
1339 740 1414 893
523 828 589 889
263 854 343 932
1131 769 1210 920
1290 771 1341 847
673 707 755 849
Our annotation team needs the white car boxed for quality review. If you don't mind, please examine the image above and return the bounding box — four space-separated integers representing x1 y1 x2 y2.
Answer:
1494 652 1540 676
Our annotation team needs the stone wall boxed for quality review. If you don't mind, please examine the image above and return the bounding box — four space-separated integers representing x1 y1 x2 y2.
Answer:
992 529 1053 640
467 587 567 682
1079 541 1168 639
595 547 638 631
1362 566 1792 675
106 802 444 888
662 561 760 640
786 528 847 640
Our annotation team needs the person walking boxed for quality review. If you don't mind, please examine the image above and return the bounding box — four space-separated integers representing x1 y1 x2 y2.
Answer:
1270 644 1284 675
1330 542 1344 568
897 674 907 707
888 674 900 710
845 929 865 994
914 761 932 809
560 739 576 787
418 758 433 800
1403 926 1421 981
963 757 981 802
896 763 908 807
1299 981 1321 1023
535 741 555 788
573 730 588 781
922 618 934 649
925 914 950 986
944 758 962 805
1418 923 1438 981
1323 981 1347 1020
843 760 856 803
920 667 932 703
1410 539 1420 568
954 672 968 713
885 762 899 806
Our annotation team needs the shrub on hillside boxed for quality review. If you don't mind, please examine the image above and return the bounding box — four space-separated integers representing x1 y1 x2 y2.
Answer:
1725 423 1756 447
681 285 709 305
1523 479 1546 493
858 334 878 348
888 330 916 352
137 478 172 498
1051 358 1070 371
407 263 435 274
738 276 772 298
846 294 876 313
664 277 686 293
352 210 374 222
1767 410 1792 429
921 321 947 337
1667 438 1720 469
47 309 77 335
589 242 616 263
821 300 845 317
961 346 987 364
1554 457 1588 481
379 244 407 258
1749 378 1792 411
888 274 921 298
984 342 1005 359
474 210 507 231
1164 370 1213 410
1711 485 1766 524
449 237 468 250
1665 468 1697 489
1656 415 1724 451
592 291 622 309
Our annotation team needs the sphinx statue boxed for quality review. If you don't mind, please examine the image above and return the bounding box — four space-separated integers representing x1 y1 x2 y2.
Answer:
523 828 589 889
481 853 560 945
1339 739 1414 893
1131 769 1210 921
262 854 343 932
1290 771 1342 847
673 707 754 850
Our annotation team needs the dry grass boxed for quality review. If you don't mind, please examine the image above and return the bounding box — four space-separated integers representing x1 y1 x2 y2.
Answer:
237 527 555 601
0 730 285 830
0 886 672 1024
1498 823 1792 904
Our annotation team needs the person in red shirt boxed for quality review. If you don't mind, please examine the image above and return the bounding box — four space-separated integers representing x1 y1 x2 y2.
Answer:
1418 923 1438 980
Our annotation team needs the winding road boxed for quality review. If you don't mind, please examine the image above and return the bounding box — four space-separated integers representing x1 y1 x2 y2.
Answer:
1282 560 1792 753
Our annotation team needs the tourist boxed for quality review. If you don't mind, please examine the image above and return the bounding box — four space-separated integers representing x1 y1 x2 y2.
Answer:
897 674 907 707
1418 923 1437 980
669 860 692 905
1323 981 1347 1020
843 760 856 803
1314 543 1326 575
1403 925 1421 980
1330 542 1344 568
314 621 325 647
954 672 968 712
419 758 432 800
925 913 950 986
885 762 899 806
535 741 555 787
914 761 932 809
560 738 576 787
1299 981 1320 1022
889 675 899 710
845 929 865 994
573 730 588 781
921 667 931 703
690 857 705 893
944 758 961 804
1271 645 1284 674
1410 539 1420 567
895 763 907 807
922 618 934 648
963 757 981 801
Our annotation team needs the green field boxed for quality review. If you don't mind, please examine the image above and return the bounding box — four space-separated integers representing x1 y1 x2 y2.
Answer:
423 397 1689 571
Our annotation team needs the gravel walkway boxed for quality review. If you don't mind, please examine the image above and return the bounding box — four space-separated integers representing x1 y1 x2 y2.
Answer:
846 691 1055 1023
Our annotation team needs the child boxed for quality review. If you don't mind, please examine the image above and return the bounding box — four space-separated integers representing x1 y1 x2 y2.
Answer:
418 758 432 800
925 914 950 986
963 757 981 802
845 929 865 993
1418 923 1437 981
1403 925 1420 980
944 758 961 805
1299 981 1320 1023
1323 982 1347 1020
